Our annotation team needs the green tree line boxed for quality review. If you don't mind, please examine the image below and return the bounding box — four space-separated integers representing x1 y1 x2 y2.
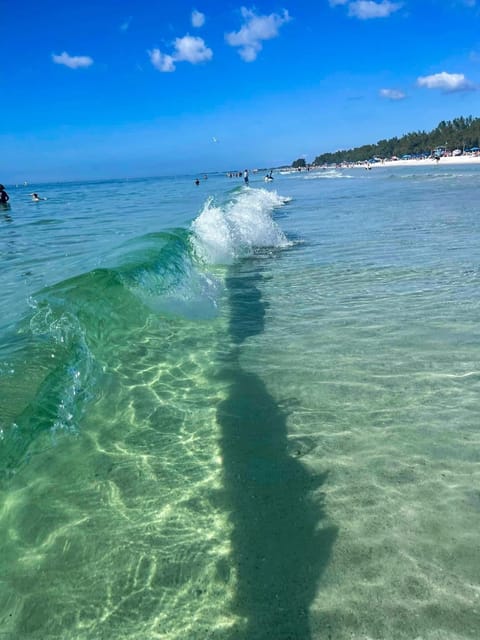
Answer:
310 116 480 165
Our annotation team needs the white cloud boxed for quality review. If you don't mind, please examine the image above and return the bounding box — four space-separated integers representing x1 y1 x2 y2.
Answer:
191 10 205 27
348 1 402 19
149 49 176 72
379 88 406 100
225 7 291 62
417 71 473 92
149 35 212 72
173 35 212 63
52 51 93 69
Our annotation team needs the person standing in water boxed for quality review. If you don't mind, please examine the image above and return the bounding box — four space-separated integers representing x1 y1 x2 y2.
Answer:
243 169 249 184
0 184 9 205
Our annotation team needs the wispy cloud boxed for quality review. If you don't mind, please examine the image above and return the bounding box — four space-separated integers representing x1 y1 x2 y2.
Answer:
348 1 402 19
379 88 406 99
329 0 402 18
52 51 93 69
191 9 205 28
417 71 474 92
120 16 132 32
149 35 212 72
225 7 291 62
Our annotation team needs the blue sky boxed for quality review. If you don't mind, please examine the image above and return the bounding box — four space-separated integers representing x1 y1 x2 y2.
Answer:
2 0 480 181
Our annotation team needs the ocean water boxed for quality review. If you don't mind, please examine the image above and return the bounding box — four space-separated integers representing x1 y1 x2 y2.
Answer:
0 166 479 640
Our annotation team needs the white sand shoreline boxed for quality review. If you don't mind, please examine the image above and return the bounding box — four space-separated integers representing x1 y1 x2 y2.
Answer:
348 155 480 169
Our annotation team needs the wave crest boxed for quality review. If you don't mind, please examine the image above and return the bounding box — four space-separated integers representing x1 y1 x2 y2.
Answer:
191 187 291 265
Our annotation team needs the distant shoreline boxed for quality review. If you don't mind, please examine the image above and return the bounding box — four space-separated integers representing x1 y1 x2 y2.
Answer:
338 155 480 169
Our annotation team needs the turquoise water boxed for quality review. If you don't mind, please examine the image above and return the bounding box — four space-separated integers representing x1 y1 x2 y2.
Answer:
0 167 479 639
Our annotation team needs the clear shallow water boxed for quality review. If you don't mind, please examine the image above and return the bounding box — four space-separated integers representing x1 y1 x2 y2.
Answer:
0 167 479 639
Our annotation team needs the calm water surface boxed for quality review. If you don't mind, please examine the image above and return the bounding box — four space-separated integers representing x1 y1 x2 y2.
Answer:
0 166 479 639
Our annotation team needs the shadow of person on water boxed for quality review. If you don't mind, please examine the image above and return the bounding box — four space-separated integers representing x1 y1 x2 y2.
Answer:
216 262 338 640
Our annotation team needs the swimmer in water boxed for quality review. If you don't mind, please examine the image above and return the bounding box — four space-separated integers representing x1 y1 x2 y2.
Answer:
0 184 10 205
31 193 45 201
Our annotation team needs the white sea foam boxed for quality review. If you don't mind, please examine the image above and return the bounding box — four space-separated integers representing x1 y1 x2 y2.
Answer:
304 170 353 179
191 187 291 265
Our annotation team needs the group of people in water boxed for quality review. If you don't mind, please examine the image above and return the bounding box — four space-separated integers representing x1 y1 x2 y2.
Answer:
0 184 46 207
195 170 253 185
225 171 246 179
210 169 274 184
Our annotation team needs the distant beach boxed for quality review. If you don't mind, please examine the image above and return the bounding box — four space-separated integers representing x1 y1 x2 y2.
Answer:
281 154 480 175
349 154 480 169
